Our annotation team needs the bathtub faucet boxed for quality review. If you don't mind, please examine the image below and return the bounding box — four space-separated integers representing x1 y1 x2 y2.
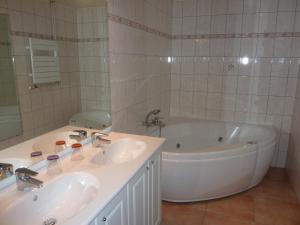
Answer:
143 109 165 129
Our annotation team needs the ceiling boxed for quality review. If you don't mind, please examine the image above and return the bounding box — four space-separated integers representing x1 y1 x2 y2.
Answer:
55 0 107 8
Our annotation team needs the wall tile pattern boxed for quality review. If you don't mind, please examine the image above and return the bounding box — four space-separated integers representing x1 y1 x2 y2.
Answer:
108 0 172 134
76 6 111 114
171 0 300 167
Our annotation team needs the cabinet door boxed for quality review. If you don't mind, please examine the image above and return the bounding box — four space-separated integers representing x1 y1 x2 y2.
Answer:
149 153 161 225
128 164 149 225
97 187 128 225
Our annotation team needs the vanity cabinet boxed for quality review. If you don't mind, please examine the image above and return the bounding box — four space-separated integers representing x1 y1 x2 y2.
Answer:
94 188 128 225
128 163 149 225
90 152 161 225
149 154 161 225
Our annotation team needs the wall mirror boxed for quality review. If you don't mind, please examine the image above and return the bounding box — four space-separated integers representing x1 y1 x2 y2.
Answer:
0 0 111 183
0 14 23 142
64 0 112 130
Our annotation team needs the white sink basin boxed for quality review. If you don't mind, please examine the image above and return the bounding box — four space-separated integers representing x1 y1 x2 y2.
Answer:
32 131 80 155
0 172 99 225
92 138 146 165
0 158 32 170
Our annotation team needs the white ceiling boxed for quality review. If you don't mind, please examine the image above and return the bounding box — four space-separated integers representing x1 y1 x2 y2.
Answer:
55 0 107 8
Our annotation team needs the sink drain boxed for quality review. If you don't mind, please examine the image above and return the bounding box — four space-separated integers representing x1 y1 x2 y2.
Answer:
43 218 57 225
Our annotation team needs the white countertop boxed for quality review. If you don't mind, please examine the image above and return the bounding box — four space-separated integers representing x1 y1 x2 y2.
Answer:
0 127 165 225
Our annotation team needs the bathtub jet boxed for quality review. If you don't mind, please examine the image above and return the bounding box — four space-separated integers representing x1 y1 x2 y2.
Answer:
153 117 277 202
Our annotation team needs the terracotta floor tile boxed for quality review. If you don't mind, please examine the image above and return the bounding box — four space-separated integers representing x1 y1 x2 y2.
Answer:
162 211 204 225
254 197 300 225
162 168 300 225
162 202 205 225
202 211 256 225
162 202 206 214
206 194 255 222
264 167 289 182
248 179 298 204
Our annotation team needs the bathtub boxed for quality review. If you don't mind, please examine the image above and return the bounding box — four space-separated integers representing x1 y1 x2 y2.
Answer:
154 118 277 202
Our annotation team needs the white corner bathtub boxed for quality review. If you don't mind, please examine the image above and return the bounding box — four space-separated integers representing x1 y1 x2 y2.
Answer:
155 118 277 202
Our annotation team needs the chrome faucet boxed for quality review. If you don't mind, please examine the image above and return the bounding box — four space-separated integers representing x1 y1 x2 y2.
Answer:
143 109 165 128
91 132 111 148
0 163 13 180
15 168 43 191
69 130 88 141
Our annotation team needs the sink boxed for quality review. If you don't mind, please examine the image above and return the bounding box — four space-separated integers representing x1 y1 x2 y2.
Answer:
92 138 146 165
0 172 100 225
0 158 32 170
32 132 80 155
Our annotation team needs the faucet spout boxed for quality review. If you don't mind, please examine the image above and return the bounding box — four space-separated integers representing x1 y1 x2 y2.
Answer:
15 168 43 191
69 130 88 141
143 109 165 129
19 175 43 189
143 109 161 127
91 132 111 148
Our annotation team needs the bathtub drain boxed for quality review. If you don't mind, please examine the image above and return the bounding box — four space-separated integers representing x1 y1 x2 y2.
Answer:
43 218 57 225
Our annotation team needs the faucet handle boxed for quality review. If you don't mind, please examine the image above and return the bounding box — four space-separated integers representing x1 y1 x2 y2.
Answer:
0 163 14 179
0 163 13 171
91 132 111 147
15 168 38 176
73 129 87 136
91 131 108 137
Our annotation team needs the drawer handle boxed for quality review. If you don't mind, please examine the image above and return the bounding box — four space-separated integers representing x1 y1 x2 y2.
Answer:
102 217 107 222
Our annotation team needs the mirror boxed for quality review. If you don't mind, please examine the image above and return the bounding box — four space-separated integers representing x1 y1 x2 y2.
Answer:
0 0 111 183
0 14 22 141
65 0 112 130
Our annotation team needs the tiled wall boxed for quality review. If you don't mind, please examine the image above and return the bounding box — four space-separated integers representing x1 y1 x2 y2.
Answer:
0 0 81 149
107 0 172 134
170 0 300 167
77 6 111 114
288 71 300 202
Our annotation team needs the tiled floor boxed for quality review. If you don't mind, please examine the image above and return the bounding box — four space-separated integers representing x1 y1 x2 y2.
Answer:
161 168 300 225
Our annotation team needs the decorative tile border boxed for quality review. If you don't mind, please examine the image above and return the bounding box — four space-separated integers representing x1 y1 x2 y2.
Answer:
11 31 55 40
10 19 300 43
107 13 300 40
173 32 300 40
78 37 108 43
10 31 108 43
108 13 172 39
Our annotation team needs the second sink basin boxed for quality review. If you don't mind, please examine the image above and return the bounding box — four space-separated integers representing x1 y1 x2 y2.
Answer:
0 172 100 225
94 138 146 165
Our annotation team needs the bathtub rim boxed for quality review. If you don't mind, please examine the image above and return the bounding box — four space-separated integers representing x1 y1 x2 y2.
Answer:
159 118 277 159
159 117 278 139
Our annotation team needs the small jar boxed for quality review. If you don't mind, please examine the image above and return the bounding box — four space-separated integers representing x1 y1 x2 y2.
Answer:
55 140 66 153
71 143 84 161
30 151 43 164
47 155 62 176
